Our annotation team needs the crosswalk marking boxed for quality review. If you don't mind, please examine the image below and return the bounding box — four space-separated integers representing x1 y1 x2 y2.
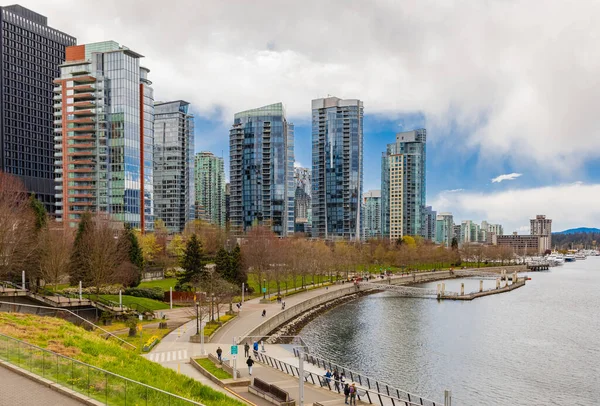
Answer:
146 350 190 364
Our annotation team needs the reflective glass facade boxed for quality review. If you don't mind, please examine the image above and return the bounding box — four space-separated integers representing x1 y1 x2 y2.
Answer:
154 100 194 233
0 6 76 212
194 151 225 228
54 41 154 230
363 190 382 239
229 102 294 236
311 97 363 240
435 212 453 247
381 129 427 240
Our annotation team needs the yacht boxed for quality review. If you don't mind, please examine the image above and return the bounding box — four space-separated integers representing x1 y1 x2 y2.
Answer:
564 254 576 262
575 252 586 260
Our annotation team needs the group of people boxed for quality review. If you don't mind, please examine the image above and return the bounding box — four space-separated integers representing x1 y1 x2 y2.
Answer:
324 369 359 405
276 296 286 310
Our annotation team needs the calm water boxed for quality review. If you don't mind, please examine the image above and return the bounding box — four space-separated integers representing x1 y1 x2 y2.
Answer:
300 258 600 405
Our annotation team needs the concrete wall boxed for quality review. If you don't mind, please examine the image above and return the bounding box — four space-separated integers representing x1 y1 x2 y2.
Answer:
242 270 454 341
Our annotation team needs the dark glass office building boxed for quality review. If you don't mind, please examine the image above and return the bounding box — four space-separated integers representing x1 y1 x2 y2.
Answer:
0 5 76 212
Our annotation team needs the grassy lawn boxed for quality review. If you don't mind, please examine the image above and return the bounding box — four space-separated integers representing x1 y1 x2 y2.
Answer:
100 295 169 311
138 278 178 291
0 313 244 406
195 358 232 380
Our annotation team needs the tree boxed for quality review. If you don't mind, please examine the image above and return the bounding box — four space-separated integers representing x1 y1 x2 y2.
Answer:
179 234 205 285
29 195 47 232
139 233 161 271
0 172 37 280
167 234 186 265
69 211 93 286
38 223 72 290
84 216 129 292
451 237 459 251
121 224 143 287
230 244 246 286
215 247 232 282
242 225 277 294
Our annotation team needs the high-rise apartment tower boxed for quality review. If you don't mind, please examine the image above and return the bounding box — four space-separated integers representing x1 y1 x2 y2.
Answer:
194 151 225 228
54 41 154 230
381 129 426 241
154 100 194 232
311 97 363 240
229 103 294 236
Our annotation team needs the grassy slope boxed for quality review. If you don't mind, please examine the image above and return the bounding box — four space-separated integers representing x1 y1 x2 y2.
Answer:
101 295 170 311
0 313 243 406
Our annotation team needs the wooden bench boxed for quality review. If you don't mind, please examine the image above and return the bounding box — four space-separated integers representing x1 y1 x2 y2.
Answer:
248 378 295 406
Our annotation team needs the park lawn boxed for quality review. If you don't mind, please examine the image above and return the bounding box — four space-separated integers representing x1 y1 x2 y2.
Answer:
101 295 169 311
138 278 178 291
0 313 244 406
195 358 231 380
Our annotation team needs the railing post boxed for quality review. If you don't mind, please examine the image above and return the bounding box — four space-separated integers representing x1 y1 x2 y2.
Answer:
444 390 452 406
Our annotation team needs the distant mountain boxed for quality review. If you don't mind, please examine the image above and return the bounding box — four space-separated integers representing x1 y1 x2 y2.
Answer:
554 227 600 235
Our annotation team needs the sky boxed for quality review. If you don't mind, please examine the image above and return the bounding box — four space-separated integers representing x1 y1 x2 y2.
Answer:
19 0 600 233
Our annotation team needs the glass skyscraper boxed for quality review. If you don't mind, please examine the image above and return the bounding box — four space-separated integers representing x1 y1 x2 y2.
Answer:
0 5 76 212
154 100 194 233
363 190 382 239
229 103 294 236
194 151 225 228
435 212 454 247
381 129 426 241
54 41 154 231
311 97 363 240
293 167 312 234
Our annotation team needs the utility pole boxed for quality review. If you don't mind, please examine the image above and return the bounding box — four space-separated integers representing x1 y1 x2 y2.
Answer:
298 347 305 406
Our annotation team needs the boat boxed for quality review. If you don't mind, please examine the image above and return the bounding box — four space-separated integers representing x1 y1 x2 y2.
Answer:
564 254 576 262
575 253 586 260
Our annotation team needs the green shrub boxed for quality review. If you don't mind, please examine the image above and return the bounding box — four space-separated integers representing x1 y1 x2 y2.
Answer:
124 287 164 301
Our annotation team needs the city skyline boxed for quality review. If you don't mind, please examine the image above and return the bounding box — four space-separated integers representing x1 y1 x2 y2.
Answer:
4 1 600 233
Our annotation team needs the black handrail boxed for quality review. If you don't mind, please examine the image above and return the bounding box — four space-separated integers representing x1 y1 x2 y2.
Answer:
254 351 435 406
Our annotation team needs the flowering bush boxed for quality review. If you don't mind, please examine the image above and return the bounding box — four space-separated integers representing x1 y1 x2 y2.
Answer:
63 284 123 296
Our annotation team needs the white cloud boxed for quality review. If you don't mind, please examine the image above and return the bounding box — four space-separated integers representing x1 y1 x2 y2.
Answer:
430 183 600 233
294 161 304 168
21 0 600 173
491 173 522 183
444 189 465 193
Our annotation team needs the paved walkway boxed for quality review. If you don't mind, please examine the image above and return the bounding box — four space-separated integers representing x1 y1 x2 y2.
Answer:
0 366 84 405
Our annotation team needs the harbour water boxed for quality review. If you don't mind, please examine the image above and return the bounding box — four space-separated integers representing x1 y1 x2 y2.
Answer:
300 258 600 405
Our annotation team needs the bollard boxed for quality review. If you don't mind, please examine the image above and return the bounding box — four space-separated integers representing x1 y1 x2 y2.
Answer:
460 283 464 296
437 283 441 298
496 278 500 289
441 283 446 296
514 271 518 284
444 390 452 406
479 280 483 292
505 278 509 288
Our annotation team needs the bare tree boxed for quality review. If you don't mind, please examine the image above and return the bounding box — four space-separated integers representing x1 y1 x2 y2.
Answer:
0 172 37 280
84 215 129 292
38 223 73 290
242 225 277 295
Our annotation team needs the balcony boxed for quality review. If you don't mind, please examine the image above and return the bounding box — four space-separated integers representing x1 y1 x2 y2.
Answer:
73 109 95 116
72 84 95 92
53 94 62 101
72 92 95 101
72 101 95 108
72 126 95 132
53 86 62 93
72 75 96 84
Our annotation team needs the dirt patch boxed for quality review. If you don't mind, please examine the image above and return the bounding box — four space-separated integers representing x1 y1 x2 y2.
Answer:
46 340 81 358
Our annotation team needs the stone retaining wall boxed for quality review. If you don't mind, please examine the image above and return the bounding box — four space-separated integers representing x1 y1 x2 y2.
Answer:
242 270 454 342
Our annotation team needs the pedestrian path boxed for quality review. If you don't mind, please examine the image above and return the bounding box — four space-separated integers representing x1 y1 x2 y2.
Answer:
144 349 188 363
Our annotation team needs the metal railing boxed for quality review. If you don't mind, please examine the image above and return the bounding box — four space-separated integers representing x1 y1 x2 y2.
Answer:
253 351 432 406
292 348 440 406
0 301 136 349
0 333 204 406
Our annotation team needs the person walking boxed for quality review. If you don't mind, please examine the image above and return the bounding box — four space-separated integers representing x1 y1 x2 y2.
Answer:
343 383 350 405
349 383 357 405
216 346 222 362
333 370 341 393
244 342 250 358
246 356 255 376
324 369 332 387
261 309 266 317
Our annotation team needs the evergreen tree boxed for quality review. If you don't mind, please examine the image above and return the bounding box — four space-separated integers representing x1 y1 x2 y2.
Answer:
230 244 247 285
451 237 459 251
29 194 47 231
120 224 143 287
179 234 205 285
69 211 93 286
215 247 232 282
